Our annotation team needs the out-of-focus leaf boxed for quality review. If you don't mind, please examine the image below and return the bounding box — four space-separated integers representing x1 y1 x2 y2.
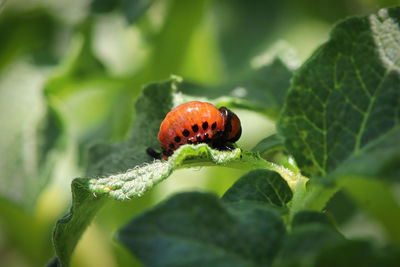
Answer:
45 20 106 95
273 223 344 267
0 62 65 209
118 192 285 267
0 199 56 266
122 0 155 24
0 9 59 71
44 19 136 152
338 177 400 244
291 210 335 229
222 169 292 208
212 0 285 76
325 190 357 225
274 211 400 266
314 240 400 267
278 7 400 178
181 58 293 119
91 0 154 24
90 0 121 13
251 134 284 154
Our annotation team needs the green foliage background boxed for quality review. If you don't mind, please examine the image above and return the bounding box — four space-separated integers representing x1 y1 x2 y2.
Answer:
0 0 399 266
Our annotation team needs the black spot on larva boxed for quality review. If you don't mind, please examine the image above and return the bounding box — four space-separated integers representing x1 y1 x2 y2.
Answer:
192 124 199 133
182 129 190 137
217 130 223 137
169 143 174 149
196 134 202 141
168 149 173 154
187 139 193 144
174 136 181 143
203 133 209 141
202 121 208 130
163 150 170 156
211 122 217 130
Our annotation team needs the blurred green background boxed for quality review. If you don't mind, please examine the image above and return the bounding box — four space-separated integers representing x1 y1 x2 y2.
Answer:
0 0 399 266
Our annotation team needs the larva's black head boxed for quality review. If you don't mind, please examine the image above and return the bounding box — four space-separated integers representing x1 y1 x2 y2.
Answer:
219 107 242 143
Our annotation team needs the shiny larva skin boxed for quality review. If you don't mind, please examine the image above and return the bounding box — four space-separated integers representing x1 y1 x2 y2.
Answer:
158 101 242 159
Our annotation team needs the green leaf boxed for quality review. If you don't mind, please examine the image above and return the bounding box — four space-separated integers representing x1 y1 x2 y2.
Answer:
91 0 155 24
0 62 64 209
85 79 175 176
251 134 284 154
54 144 243 266
273 223 344 267
53 77 290 266
90 0 121 13
325 191 357 225
275 211 400 267
51 78 175 266
212 0 285 76
88 144 242 200
121 0 155 24
0 9 60 71
314 240 400 267
222 169 292 208
291 210 336 230
326 128 400 182
44 21 142 147
181 58 293 119
338 177 400 244
278 6 400 178
118 192 285 267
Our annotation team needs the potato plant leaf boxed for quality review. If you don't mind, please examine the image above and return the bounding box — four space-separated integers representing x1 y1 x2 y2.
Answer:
52 76 289 266
212 0 284 76
326 128 400 182
314 240 400 267
0 62 65 210
272 223 344 267
222 169 292 208
251 134 284 154
278 7 400 178
91 0 155 24
291 211 336 230
118 192 286 267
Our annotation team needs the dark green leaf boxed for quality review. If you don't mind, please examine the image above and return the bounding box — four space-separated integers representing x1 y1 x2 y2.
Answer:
315 240 400 267
278 7 400 178
122 0 155 24
291 211 336 230
0 9 60 71
222 169 292 207
325 191 357 225
118 192 285 267
326 128 400 182
273 224 344 267
251 134 284 154
91 0 154 24
212 0 285 76
52 77 253 266
90 0 121 13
